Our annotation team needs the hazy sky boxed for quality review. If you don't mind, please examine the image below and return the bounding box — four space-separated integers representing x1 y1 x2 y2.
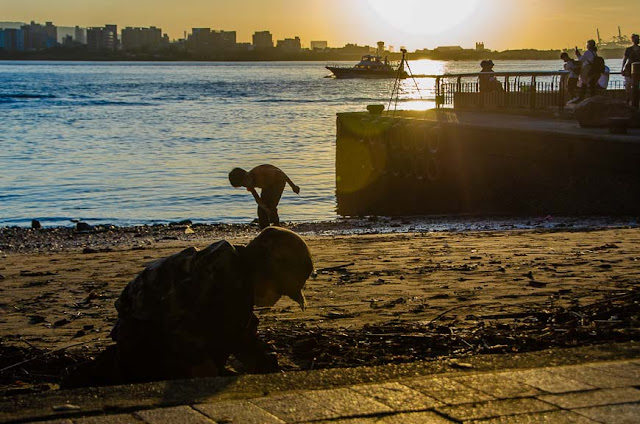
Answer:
2 0 638 50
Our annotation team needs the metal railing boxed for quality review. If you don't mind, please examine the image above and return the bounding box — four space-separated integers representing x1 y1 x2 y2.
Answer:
434 71 624 111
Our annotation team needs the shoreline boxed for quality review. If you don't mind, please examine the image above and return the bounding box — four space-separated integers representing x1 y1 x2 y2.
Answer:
1 215 638 254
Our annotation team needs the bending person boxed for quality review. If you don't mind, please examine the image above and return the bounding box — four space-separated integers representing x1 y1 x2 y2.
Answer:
229 164 300 229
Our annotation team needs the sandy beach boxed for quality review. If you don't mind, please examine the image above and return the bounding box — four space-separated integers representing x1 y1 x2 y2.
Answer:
1 221 639 394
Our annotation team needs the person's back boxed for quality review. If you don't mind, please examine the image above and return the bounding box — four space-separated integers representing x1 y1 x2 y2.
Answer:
111 241 261 381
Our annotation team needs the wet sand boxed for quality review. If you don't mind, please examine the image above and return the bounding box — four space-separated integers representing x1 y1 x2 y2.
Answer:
1 222 639 393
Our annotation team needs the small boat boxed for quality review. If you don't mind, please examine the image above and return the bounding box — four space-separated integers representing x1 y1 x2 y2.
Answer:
326 54 409 79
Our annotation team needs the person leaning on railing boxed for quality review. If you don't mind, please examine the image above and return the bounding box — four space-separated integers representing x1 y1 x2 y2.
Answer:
478 60 503 92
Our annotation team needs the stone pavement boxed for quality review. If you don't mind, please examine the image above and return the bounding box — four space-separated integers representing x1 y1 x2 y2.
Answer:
2 344 640 424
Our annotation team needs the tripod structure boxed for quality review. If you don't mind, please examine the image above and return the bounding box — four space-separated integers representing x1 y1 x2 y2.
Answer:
387 48 426 116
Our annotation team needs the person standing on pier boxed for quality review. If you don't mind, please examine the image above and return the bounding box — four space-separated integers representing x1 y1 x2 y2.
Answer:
622 34 640 105
229 164 300 229
574 39 599 99
561 52 580 101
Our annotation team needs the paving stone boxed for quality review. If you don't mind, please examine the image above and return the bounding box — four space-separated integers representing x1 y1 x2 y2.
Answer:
301 387 393 416
195 400 285 423
538 387 640 409
134 406 214 424
310 411 454 424
575 402 640 424
452 373 541 399
378 411 455 423
350 382 442 411
75 414 142 423
36 420 74 424
587 361 640 381
466 409 599 423
403 376 495 405
250 393 337 422
504 369 595 393
549 363 639 389
436 398 557 421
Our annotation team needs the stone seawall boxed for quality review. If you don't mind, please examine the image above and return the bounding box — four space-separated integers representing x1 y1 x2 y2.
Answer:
336 110 640 216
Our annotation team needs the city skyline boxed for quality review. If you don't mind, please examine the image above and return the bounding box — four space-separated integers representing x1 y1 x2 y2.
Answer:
1 0 638 51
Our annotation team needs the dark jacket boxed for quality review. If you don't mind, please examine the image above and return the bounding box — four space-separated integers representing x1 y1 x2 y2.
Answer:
110 241 277 382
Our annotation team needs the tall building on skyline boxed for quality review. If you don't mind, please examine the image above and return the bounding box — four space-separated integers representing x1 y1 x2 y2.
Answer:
74 26 86 44
187 28 236 53
87 24 118 51
310 40 327 50
121 26 163 51
22 21 57 50
276 36 301 52
0 28 25 51
252 30 273 49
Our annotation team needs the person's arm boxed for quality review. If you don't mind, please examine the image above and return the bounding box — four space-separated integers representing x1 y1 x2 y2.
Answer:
231 314 280 373
278 169 300 194
248 187 270 212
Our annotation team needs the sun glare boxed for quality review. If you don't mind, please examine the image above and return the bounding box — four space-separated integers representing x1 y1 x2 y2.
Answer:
367 0 480 36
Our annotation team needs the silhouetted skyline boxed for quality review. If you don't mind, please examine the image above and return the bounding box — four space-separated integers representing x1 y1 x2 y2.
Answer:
1 0 638 51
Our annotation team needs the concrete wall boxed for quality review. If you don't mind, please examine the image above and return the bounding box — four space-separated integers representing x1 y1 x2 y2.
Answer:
336 112 640 216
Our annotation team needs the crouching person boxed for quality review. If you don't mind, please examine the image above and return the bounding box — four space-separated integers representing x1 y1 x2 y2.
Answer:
65 227 312 386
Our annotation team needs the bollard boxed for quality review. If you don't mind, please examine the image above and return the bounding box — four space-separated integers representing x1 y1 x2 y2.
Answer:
632 62 640 108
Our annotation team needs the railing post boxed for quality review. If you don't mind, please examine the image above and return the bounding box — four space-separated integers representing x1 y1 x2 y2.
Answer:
530 76 537 109
435 76 441 108
633 62 640 108
505 76 510 108
558 74 566 112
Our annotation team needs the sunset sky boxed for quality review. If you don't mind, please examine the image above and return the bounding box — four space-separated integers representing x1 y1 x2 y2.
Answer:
2 0 638 51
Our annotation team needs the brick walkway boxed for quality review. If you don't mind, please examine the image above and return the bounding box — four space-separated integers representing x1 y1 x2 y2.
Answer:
19 358 640 424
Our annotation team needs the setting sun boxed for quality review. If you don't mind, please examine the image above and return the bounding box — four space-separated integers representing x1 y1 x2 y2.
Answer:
366 0 480 36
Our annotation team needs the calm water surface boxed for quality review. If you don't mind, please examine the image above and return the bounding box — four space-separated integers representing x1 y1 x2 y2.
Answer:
0 60 623 227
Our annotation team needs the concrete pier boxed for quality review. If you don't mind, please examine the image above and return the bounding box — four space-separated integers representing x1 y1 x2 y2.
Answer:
336 109 640 217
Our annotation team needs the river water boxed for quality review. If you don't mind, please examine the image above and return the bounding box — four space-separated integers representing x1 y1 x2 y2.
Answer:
0 59 625 227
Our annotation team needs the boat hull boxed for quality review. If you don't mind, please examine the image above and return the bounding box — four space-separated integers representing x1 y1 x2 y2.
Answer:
326 66 408 79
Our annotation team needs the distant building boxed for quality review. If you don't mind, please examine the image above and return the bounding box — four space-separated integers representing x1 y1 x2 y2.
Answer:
377 41 385 56
276 36 301 52
87 25 118 51
74 26 86 45
339 43 375 55
475 42 485 52
121 26 163 51
252 31 273 49
434 45 463 53
310 40 328 50
212 30 236 50
21 21 57 50
187 28 236 53
0 28 25 51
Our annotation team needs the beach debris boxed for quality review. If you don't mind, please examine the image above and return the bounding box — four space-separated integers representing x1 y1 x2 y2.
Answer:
31 219 41 230
52 404 81 412
20 270 57 277
448 360 474 369
0 274 5 280
184 226 195 234
73 221 94 233
317 262 355 273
